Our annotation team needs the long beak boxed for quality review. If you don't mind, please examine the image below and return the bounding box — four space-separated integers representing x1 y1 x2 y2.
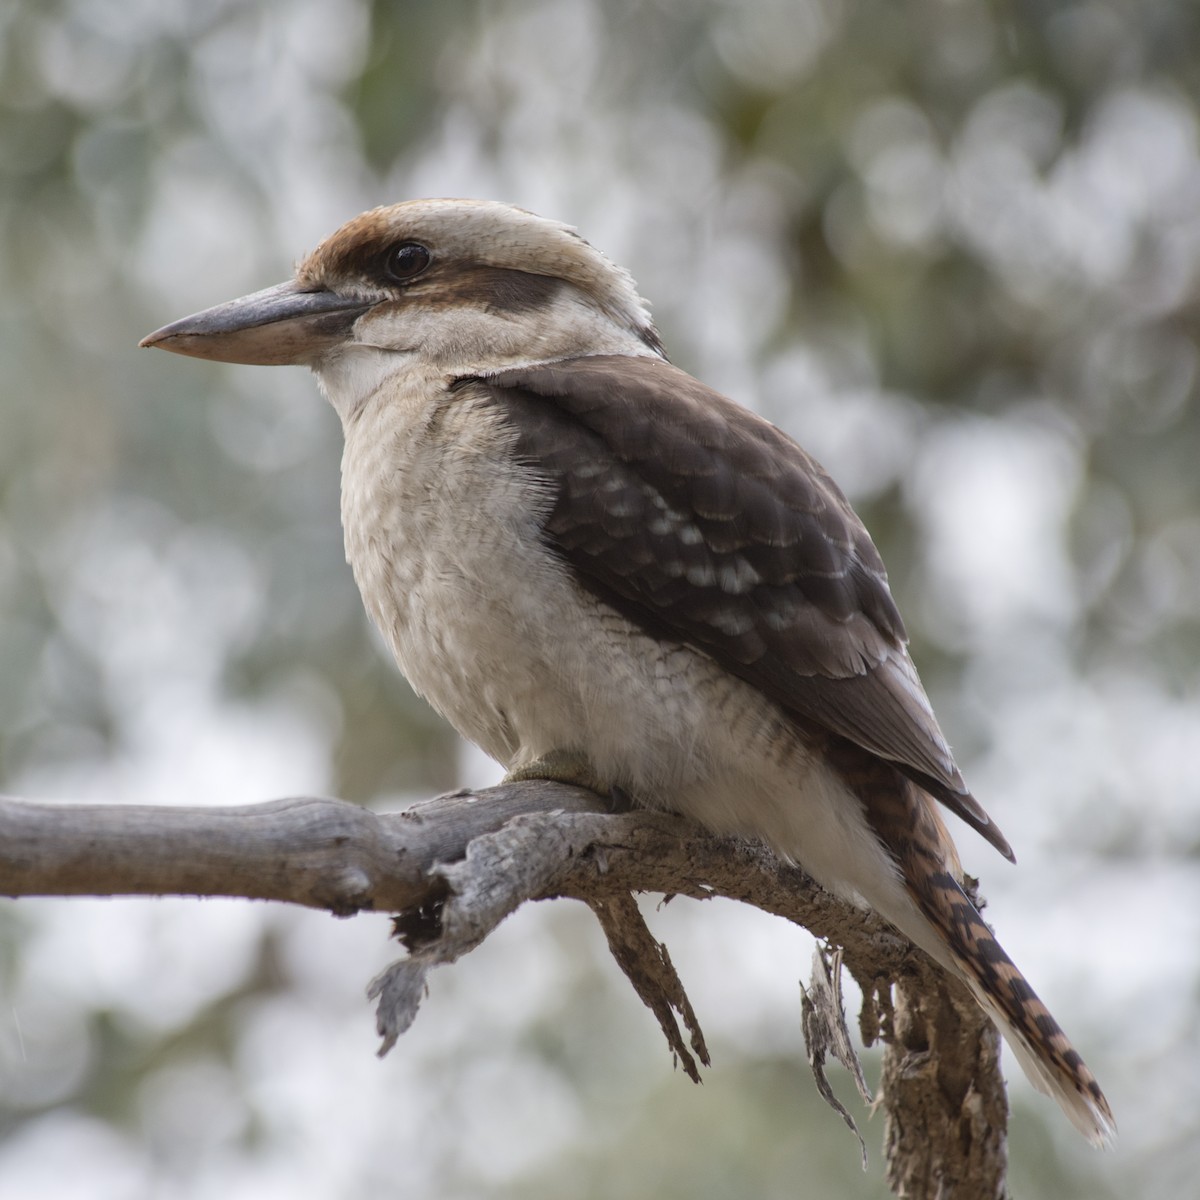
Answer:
140 280 371 366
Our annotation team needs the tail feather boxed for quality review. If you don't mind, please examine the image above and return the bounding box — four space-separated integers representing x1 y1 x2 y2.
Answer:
851 757 1116 1145
916 866 1116 1147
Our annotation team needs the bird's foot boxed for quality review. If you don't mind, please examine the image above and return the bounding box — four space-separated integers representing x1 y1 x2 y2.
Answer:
503 751 633 812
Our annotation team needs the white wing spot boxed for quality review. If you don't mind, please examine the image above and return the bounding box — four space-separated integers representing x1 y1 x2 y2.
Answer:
719 556 761 594
710 606 756 637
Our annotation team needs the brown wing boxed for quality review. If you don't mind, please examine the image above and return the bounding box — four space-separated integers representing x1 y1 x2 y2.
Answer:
466 355 1012 860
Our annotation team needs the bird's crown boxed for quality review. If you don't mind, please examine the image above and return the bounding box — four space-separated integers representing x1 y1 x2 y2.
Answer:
296 198 656 340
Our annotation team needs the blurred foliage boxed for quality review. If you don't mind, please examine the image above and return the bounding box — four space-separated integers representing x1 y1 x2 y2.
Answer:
0 0 456 800
1 0 1198 1196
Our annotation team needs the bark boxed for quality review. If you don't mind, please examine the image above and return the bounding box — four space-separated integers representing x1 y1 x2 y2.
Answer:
0 785 1008 1198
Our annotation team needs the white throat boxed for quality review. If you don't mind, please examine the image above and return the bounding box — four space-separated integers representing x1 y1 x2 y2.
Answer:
313 285 662 426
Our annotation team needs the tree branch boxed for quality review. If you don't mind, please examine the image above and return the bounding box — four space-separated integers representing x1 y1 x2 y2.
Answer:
0 785 1007 1197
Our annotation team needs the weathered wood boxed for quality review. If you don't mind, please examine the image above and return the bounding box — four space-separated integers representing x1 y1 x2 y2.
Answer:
0 786 1007 1198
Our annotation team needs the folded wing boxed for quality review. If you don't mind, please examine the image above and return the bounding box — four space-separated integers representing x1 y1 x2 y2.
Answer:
464 355 1012 860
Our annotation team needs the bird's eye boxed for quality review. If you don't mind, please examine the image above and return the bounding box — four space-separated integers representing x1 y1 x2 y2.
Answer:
383 242 431 282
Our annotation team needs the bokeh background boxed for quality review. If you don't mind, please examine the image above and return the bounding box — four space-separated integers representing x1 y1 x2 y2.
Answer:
2 0 1198 1196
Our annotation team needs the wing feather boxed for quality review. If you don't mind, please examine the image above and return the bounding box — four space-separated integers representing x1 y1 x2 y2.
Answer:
464 355 1012 860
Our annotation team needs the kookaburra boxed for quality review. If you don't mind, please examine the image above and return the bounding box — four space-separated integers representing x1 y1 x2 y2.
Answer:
142 198 1113 1144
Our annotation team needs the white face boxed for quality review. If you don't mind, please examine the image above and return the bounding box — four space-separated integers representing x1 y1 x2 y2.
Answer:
296 200 665 419
312 283 658 421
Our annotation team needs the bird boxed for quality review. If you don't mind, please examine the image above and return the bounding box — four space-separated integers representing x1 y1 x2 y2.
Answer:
141 197 1114 1145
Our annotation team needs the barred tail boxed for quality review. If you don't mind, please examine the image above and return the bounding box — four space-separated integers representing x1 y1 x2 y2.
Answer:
854 764 1116 1145
911 865 1116 1146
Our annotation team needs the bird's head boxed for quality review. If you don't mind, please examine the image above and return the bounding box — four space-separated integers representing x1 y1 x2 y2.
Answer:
141 199 663 417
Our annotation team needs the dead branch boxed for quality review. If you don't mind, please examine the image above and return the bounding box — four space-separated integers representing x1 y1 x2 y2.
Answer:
0 785 1008 1198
